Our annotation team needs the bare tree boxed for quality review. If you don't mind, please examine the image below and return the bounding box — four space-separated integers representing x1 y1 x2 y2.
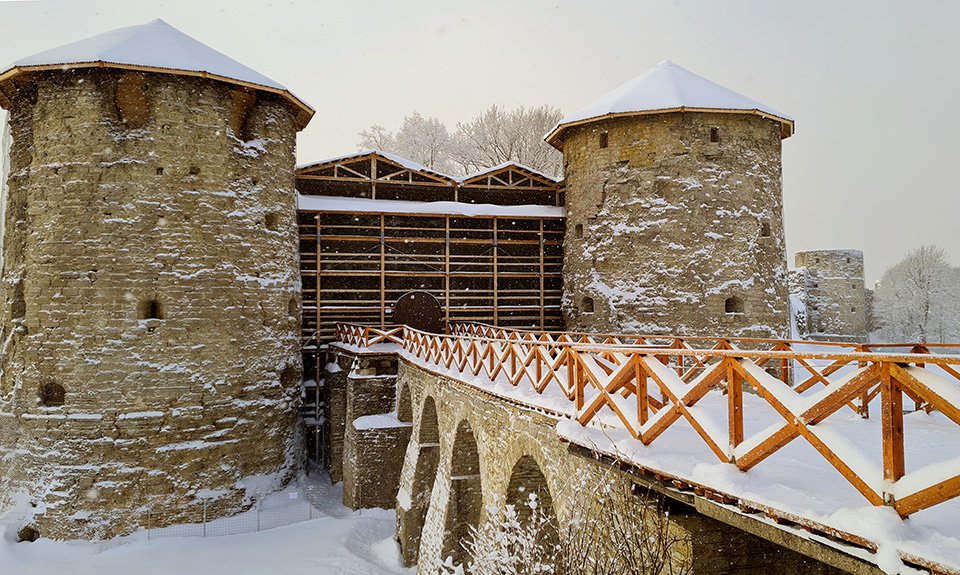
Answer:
452 105 563 178
357 124 395 151
356 104 564 178
442 481 689 575
395 112 452 172
357 112 453 172
873 245 960 343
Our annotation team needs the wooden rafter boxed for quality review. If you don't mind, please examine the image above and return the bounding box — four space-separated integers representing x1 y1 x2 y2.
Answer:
297 151 456 187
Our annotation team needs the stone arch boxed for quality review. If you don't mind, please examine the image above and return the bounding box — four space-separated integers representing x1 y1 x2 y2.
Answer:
504 454 559 552
418 396 439 444
397 382 412 423
440 419 483 568
400 395 441 565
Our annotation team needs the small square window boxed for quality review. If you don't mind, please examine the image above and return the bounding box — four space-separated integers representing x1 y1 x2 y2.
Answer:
710 127 720 143
599 132 608 148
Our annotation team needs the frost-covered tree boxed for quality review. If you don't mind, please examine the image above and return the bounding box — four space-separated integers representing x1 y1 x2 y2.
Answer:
451 105 563 178
873 245 960 343
357 112 452 172
356 124 395 151
356 104 564 178
441 482 688 575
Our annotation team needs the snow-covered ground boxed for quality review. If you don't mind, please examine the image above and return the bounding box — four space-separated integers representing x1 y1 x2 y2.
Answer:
0 474 413 575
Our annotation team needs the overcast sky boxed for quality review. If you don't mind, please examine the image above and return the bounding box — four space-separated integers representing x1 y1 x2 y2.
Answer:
1 0 957 284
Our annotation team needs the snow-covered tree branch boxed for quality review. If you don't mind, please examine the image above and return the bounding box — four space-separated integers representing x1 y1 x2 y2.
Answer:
873 245 960 343
356 104 563 178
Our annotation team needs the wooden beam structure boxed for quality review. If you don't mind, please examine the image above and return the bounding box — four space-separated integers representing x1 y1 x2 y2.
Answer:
296 152 565 349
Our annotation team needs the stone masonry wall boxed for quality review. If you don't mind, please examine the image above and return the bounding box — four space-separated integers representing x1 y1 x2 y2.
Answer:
561 112 789 338
0 69 302 539
794 250 867 342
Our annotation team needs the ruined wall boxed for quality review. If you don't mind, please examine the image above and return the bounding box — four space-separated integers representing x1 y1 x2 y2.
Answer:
0 69 302 539
794 250 867 342
561 112 789 338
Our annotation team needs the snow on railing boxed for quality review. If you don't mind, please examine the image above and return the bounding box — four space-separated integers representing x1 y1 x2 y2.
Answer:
336 322 960 518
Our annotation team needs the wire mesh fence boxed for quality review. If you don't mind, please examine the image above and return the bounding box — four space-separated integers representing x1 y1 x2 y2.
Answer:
147 470 335 540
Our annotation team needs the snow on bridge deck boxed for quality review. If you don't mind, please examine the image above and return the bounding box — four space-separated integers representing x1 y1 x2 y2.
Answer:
336 323 960 574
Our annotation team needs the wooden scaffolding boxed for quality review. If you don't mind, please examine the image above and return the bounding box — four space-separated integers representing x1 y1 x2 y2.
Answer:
297 151 565 348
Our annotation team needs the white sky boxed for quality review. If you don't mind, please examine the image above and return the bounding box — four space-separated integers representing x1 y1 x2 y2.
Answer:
0 0 957 284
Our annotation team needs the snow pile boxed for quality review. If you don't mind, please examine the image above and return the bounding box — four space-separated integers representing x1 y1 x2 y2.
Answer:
6 19 287 92
547 60 792 141
297 194 565 219
0 475 412 575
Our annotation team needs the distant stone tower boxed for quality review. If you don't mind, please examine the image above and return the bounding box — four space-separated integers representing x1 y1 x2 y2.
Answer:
547 61 793 337
0 20 314 539
794 250 867 342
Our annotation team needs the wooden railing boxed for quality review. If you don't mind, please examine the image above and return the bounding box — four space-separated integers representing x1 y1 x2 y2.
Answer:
335 323 405 347
449 322 958 418
336 322 960 518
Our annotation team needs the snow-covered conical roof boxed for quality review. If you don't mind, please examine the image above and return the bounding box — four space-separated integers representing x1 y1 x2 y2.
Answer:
545 60 793 147
0 19 314 130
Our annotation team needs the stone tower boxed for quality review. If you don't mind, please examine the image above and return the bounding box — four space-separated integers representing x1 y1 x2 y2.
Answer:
0 20 314 539
794 250 867 342
547 61 793 337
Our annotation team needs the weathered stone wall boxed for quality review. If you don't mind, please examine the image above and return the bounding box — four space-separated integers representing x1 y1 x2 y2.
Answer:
561 112 789 338
340 351 410 509
0 69 302 539
394 359 854 575
794 250 867 342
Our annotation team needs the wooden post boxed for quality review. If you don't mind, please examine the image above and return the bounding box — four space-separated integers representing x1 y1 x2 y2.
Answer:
880 362 905 496
314 213 321 349
492 218 499 326
911 345 930 412
857 346 870 418
379 214 386 328
636 358 648 426
535 345 543 387
444 216 451 327
727 358 743 459
539 218 545 330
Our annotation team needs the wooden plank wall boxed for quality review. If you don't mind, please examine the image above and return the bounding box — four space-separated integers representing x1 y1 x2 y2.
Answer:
298 211 565 347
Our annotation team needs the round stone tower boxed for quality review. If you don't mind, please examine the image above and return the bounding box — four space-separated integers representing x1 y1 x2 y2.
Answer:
547 61 794 338
0 20 314 539
794 249 867 342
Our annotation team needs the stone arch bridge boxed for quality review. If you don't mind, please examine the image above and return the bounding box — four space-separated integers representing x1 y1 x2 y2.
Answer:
321 323 960 575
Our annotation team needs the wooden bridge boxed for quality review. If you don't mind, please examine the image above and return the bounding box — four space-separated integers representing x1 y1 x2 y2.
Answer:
331 322 960 574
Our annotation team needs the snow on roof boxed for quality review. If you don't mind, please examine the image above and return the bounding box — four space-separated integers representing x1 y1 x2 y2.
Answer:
456 161 560 184
0 19 314 129
297 150 457 184
545 60 793 146
297 194 565 219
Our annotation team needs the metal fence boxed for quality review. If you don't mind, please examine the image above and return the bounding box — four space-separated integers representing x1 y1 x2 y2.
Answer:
147 471 337 540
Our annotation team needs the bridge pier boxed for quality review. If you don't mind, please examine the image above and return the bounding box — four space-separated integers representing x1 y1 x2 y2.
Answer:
327 346 410 509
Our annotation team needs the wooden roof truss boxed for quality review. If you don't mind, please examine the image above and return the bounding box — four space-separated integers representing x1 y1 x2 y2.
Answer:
459 165 559 192
297 152 456 188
